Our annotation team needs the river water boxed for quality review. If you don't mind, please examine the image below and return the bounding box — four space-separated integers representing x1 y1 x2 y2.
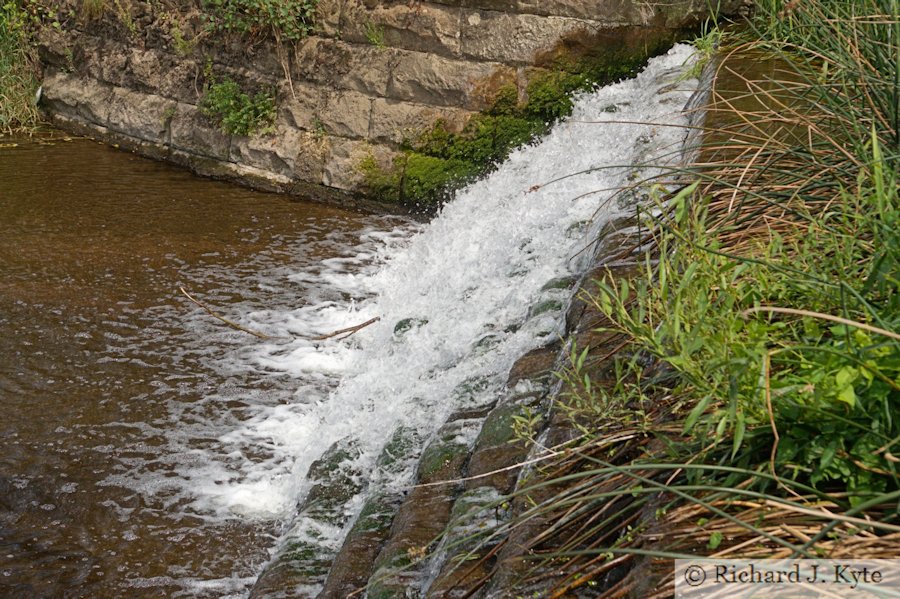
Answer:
0 135 410 597
1 44 700 597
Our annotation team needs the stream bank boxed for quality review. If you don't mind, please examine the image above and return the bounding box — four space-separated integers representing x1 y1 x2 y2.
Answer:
32 0 747 210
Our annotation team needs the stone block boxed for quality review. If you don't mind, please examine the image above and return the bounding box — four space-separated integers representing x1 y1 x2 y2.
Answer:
369 98 472 146
35 27 72 69
506 343 559 388
293 37 393 97
290 130 330 184
106 87 175 142
40 71 114 125
315 0 343 38
322 138 398 191
387 50 501 108
319 89 374 139
127 47 200 103
460 10 595 64
278 80 322 131
169 102 231 160
341 0 462 57
230 131 290 178
78 37 131 89
432 0 695 23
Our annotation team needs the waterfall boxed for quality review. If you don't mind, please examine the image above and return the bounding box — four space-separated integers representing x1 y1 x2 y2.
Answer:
152 43 700 596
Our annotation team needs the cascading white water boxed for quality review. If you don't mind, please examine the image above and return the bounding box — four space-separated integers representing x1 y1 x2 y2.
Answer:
104 44 701 595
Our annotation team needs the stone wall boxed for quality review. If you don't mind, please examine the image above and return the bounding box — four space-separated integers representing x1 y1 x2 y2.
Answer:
35 0 739 209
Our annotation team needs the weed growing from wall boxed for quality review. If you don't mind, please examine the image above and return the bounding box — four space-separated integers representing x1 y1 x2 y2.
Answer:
199 77 276 136
80 0 105 21
202 0 317 41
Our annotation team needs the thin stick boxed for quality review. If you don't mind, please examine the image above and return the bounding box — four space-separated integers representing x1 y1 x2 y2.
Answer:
179 286 283 340
313 317 381 341
742 306 900 341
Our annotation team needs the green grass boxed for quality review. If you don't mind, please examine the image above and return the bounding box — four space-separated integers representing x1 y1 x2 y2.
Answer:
441 1 900 594
0 2 41 134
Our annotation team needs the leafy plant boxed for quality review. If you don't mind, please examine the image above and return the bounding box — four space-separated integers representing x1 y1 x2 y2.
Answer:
202 0 317 41
199 77 276 136
364 20 384 48
447 1 900 594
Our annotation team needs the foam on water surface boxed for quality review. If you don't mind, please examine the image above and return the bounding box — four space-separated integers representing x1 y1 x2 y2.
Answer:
100 44 700 593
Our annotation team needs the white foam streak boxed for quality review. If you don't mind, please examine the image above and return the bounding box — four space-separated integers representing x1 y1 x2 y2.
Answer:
234 45 703 547
113 44 700 566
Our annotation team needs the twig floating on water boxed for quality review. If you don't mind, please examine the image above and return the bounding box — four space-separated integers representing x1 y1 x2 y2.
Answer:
313 317 381 341
179 286 285 340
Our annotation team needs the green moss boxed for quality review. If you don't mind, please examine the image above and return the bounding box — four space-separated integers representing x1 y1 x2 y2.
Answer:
417 440 468 482
528 298 564 318
277 538 333 577
392 317 428 337
476 404 520 448
486 83 519 116
402 153 475 204
359 42 671 206
367 565 410 599
359 153 403 203
451 376 491 402
523 70 590 121
541 276 578 291
351 494 397 534
307 438 357 480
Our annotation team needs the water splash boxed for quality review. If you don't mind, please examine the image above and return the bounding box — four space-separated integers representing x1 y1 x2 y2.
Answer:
103 43 700 595
234 43 702 591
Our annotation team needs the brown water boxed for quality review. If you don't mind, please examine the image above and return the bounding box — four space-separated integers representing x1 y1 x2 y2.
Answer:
0 133 393 597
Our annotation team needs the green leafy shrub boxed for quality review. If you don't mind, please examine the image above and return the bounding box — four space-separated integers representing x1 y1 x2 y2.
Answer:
199 77 276 136
592 157 898 501
202 0 317 41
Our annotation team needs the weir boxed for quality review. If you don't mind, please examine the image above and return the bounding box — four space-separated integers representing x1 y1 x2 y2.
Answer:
0 34 706 599
245 44 703 597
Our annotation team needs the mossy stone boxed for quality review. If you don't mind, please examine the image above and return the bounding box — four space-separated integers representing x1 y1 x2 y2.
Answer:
540 275 577 291
307 438 358 481
472 332 502 355
393 317 428 337
475 404 529 449
452 376 491 401
417 439 469 483
527 298 564 319
351 493 398 536
377 425 422 473
357 42 658 206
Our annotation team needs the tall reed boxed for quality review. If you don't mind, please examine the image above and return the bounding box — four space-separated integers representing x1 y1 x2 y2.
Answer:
452 1 899 595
